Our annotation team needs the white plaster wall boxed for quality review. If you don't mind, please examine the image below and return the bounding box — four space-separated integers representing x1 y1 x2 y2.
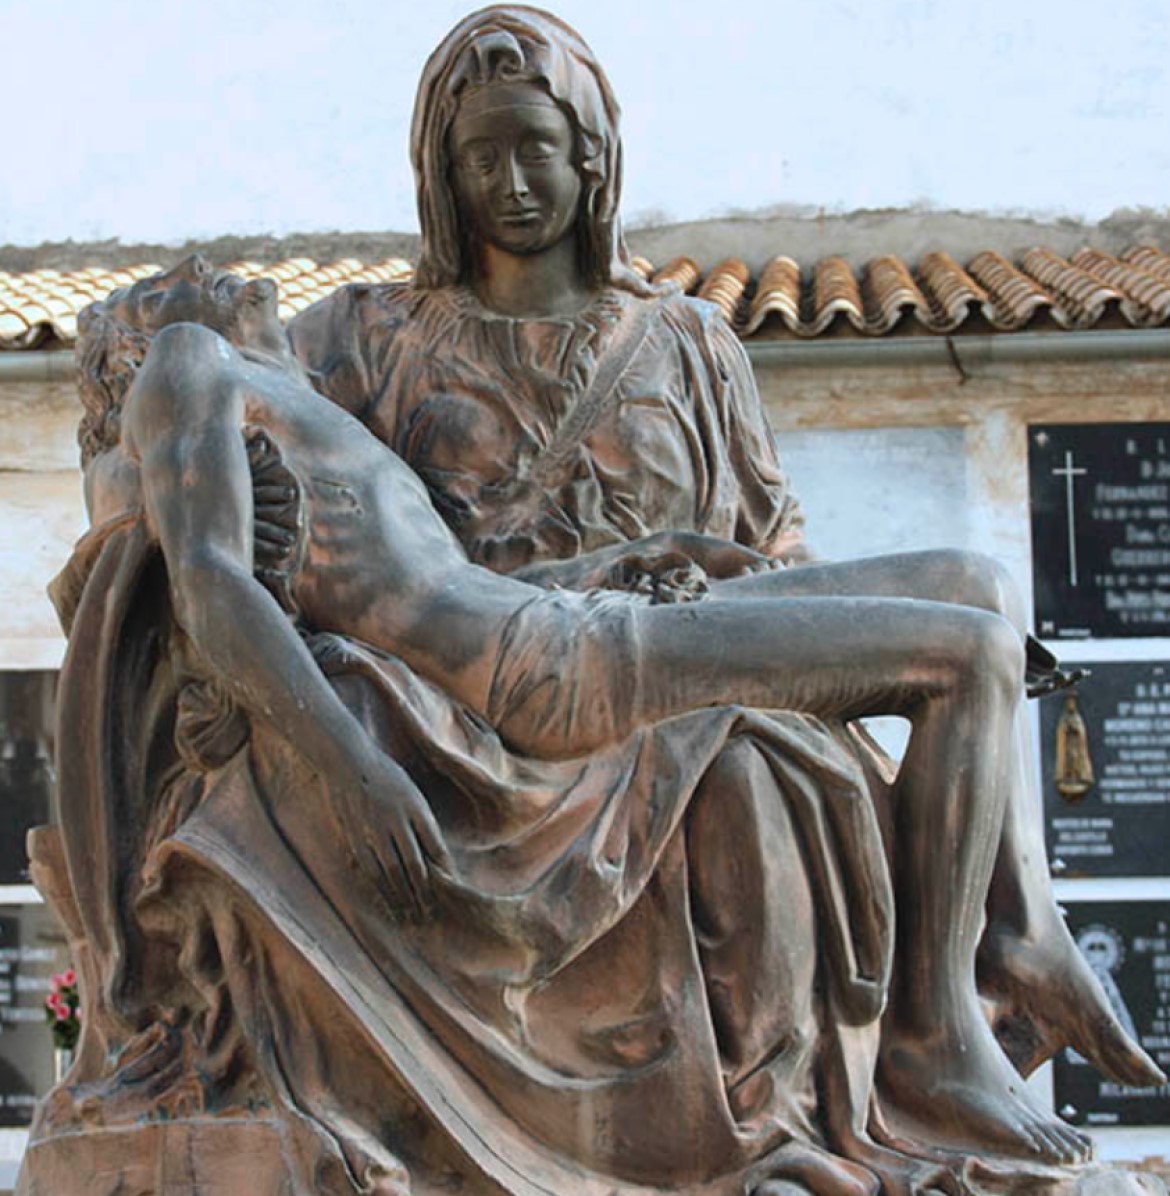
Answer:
4 0 1168 247
0 472 86 671
779 426 970 560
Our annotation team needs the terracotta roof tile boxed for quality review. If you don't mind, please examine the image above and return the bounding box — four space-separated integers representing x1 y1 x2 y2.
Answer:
650 255 702 294
1122 244 1170 285
696 258 750 326
965 251 1054 331
743 255 801 336
916 252 989 331
810 256 865 336
1071 247 1170 325
863 255 929 334
746 251 992 337
0 263 163 347
1018 248 1124 328
2 247 1168 351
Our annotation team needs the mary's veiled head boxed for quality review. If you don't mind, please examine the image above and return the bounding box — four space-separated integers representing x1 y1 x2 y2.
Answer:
412 5 637 292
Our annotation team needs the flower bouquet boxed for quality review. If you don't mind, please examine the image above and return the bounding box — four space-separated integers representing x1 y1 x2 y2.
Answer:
44 968 80 1053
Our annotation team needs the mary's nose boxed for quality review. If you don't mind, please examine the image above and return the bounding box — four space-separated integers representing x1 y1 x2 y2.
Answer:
502 153 529 199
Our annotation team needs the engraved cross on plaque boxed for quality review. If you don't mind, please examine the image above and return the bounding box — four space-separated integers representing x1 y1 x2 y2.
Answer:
1052 450 1088 587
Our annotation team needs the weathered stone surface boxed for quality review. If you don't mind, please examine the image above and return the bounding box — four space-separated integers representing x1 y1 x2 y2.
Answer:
1076 1165 1168 1196
17 1120 297 1196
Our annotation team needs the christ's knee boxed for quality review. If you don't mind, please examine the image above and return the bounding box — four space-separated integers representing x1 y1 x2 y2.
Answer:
145 321 232 387
140 323 240 422
929 550 1026 635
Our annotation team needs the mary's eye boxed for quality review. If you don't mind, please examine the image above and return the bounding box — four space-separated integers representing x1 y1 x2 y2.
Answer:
519 137 558 163
457 142 497 173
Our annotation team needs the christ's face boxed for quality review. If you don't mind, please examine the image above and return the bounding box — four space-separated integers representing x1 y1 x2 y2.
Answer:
449 82 582 260
122 256 283 350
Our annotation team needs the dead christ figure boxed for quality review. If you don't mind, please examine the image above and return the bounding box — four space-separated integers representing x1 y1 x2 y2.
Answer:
80 255 1161 1181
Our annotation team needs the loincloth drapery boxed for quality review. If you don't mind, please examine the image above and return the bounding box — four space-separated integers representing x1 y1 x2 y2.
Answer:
486 588 646 758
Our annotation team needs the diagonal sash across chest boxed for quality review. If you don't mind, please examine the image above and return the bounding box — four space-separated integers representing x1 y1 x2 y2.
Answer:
516 295 657 493
463 296 659 567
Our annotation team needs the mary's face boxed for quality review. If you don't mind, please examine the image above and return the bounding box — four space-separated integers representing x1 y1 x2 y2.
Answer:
449 82 582 259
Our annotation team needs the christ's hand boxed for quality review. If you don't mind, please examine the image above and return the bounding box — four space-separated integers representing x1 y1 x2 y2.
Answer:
333 748 452 920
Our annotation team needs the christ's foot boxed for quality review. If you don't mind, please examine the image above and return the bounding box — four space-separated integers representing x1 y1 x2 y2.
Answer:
831 1124 970 1196
751 1140 879 1196
978 918 1167 1088
877 1005 1092 1165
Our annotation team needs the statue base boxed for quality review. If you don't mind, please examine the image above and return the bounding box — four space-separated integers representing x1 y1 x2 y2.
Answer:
13 1114 1170 1196
16 1118 297 1196
1062 1167 1167 1196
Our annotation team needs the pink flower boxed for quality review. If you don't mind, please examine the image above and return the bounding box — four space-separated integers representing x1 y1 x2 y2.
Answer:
54 1004 71 1023
61 969 76 987
49 974 64 991
45 994 63 1015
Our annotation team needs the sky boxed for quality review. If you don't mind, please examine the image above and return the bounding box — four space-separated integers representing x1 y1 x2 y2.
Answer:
2 0 1168 245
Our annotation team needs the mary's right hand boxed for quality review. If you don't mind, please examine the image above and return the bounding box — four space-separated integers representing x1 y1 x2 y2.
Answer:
660 532 780 580
597 532 778 601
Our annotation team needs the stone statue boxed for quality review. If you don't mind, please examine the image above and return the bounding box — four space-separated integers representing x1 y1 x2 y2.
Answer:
19 8 1164 1196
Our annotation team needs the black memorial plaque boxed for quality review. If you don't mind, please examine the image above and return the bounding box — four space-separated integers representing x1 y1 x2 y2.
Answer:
0 672 56 886
1054 901 1170 1128
1041 660 1170 878
0 905 68 1127
1029 423 1170 639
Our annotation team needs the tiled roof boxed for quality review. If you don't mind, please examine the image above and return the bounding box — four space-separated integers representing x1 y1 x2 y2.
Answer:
640 245 1170 338
0 257 413 350
3 247 1170 351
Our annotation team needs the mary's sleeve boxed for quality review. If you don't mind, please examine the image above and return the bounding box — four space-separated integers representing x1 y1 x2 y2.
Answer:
707 315 809 562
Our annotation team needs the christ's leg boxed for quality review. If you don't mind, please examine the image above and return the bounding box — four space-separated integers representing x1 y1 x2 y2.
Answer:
712 550 1163 1090
978 725 1167 1088
628 594 1088 1162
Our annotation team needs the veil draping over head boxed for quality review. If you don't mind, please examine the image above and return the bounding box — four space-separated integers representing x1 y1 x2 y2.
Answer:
411 5 644 292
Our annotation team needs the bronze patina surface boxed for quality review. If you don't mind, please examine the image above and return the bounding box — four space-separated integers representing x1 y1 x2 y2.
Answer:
18 8 1165 1196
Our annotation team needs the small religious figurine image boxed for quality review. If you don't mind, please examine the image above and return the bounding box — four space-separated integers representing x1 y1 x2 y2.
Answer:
1055 692 1096 802
18 8 1165 1196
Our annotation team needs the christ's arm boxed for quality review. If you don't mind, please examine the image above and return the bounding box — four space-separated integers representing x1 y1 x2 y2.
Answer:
122 321 450 912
